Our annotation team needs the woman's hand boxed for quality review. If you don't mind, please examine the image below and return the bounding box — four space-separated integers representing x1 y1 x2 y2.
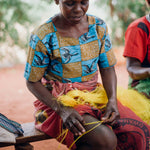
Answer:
58 106 86 136
100 67 120 125
26 80 85 136
101 99 120 125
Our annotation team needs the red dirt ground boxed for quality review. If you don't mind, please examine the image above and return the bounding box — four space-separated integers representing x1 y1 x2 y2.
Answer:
0 48 128 150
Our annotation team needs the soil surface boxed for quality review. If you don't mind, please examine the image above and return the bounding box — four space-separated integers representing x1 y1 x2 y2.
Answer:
0 48 128 150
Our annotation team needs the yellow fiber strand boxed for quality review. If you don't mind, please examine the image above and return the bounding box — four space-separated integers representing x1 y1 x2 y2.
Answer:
58 84 150 124
84 121 102 125
56 121 103 150
56 128 69 140
59 95 78 107
117 86 150 125
55 85 150 149
56 129 69 150
69 121 103 149
60 129 69 145
58 85 108 109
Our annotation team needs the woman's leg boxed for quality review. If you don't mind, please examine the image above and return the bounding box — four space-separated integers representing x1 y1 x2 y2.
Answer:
76 114 117 150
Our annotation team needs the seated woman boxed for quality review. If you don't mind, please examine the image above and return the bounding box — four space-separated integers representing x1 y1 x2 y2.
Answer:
24 0 150 149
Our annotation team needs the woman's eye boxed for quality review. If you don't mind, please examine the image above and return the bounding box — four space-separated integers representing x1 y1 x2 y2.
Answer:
65 2 74 6
81 0 89 5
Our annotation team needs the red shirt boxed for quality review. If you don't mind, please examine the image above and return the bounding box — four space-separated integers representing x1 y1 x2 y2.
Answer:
123 16 150 66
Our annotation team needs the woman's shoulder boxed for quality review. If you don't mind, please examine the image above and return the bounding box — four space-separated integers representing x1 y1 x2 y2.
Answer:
32 17 56 40
87 14 108 41
87 14 106 27
126 16 150 37
127 16 148 29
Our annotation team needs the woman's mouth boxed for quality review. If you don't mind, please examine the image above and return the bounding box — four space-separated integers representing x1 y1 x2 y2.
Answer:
72 16 82 21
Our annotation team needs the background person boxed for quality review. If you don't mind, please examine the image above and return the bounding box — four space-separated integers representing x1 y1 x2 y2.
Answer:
123 0 150 99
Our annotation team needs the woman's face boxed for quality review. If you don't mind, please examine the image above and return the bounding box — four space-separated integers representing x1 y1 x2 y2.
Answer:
57 0 89 24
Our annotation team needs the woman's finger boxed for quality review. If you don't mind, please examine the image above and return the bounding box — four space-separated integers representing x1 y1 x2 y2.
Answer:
66 120 82 136
101 110 111 122
72 118 85 135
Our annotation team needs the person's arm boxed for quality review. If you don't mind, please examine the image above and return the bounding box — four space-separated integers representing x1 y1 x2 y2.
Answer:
99 67 120 124
126 57 150 80
26 80 85 136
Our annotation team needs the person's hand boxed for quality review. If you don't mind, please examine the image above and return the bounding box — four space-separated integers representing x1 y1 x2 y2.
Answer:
101 99 120 125
58 106 86 136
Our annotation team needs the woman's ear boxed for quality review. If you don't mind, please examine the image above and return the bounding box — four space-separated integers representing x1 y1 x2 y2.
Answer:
55 0 59 5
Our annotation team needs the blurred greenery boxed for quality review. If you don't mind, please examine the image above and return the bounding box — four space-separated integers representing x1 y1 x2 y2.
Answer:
0 0 149 49
96 0 149 44
0 0 53 49
0 0 31 46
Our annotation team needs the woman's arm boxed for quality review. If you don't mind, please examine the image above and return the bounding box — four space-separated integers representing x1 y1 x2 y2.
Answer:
26 80 85 136
126 57 150 80
100 67 120 124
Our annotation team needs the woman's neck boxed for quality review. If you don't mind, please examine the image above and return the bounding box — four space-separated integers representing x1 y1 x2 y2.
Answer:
52 14 89 38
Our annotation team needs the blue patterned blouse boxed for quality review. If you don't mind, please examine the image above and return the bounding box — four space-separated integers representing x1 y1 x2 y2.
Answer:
24 14 116 83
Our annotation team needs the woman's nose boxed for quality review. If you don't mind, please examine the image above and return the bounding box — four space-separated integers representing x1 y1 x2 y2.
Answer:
74 3 82 12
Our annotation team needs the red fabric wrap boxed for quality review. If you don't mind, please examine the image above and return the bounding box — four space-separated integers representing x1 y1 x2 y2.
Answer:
34 73 150 150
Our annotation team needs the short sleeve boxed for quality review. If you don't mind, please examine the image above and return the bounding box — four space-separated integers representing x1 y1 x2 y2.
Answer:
123 24 147 63
96 20 116 68
24 34 50 82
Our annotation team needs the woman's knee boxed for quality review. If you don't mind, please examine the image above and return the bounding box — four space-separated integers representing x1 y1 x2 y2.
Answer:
77 125 117 150
77 115 117 150
96 125 117 150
